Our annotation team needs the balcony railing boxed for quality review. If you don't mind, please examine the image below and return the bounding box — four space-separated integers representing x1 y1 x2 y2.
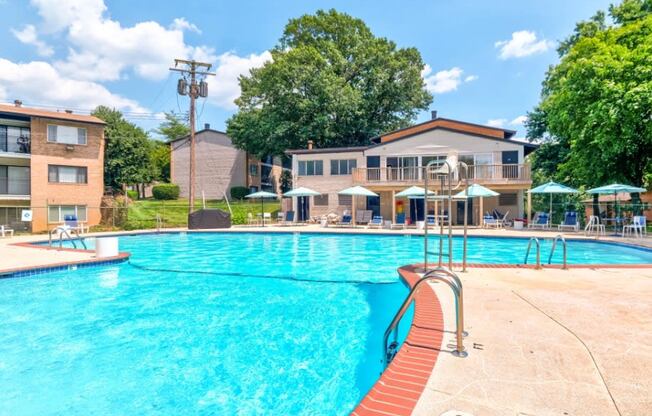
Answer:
0 178 31 196
0 137 31 154
352 164 531 185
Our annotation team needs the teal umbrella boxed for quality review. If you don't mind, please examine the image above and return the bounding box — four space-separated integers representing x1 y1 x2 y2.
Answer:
455 184 500 226
338 186 378 225
283 187 321 197
587 183 646 230
245 190 278 226
528 181 578 219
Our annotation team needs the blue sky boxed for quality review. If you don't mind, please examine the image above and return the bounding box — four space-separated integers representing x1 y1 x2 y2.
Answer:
0 0 613 139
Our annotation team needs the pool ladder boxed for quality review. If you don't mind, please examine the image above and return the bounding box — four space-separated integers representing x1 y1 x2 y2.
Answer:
383 266 466 369
523 237 541 269
156 214 163 232
48 226 87 250
524 235 568 269
548 234 568 269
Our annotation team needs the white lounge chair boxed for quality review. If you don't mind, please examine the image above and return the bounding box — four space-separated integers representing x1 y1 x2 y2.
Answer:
528 212 550 229
391 214 406 229
584 215 606 236
1 225 14 238
623 216 646 238
558 211 579 232
367 216 383 229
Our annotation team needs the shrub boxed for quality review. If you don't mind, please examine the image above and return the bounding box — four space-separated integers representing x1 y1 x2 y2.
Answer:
126 190 138 200
152 183 180 200
230 186 249 200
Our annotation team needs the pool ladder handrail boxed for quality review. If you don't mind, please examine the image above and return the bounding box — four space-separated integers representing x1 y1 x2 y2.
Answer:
156 214 163 232
523 237 541 269
548 234 568 269
48 226 87 250
383 267 466 369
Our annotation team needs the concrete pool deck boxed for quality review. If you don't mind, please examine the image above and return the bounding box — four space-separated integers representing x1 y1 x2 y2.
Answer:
0 226 650 415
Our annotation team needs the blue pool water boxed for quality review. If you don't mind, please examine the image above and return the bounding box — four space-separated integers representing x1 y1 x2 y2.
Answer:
1 232 650 415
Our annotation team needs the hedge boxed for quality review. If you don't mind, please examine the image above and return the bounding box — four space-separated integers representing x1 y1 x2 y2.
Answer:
152 183 180 200
230 186 249 200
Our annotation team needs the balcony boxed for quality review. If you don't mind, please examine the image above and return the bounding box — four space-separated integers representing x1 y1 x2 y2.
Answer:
0 128 31 156
0 178 31 199
352 164 531 187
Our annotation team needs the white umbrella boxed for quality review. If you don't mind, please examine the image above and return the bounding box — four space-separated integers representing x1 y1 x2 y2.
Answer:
338 186 378 225
395 186 436 198
283 187 320 222
245 190 278 226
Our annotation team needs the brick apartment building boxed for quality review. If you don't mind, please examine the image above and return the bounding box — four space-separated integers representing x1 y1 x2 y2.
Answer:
0 101 105 232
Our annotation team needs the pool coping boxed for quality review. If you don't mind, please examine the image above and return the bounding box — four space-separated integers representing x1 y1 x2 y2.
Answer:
0 252 130 278
352 265 444 416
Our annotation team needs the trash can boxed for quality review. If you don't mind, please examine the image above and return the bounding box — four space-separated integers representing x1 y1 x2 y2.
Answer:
416 221 425 230
513 219 524 230
96 237 118 258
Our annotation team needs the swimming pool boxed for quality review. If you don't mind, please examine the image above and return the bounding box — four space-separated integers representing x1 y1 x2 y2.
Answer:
1 232 651 415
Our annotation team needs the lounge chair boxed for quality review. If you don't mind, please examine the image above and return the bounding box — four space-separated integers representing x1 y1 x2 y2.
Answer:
276 212 285 223
483 214 497 228
357 210 373 225
63 215 88 234
336 215 353 227
623 216 646 238
1 224 14 238
367 216 383 229
528 212 550 229
391 213 406 229
584 215 606 236
558 211 579 232
247 212 259 225
280 211 295 225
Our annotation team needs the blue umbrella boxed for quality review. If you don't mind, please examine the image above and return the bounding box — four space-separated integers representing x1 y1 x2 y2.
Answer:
587 183 646 232
528 181 578 219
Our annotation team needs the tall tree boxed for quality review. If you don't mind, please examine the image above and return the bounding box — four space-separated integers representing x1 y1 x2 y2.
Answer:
93 106 154 191
227 9 432 157
151 112 190 182
155 112 190 143
527 0 652 188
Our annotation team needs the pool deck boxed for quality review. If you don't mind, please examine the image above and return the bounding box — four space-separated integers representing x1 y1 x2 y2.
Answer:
0 226 650 415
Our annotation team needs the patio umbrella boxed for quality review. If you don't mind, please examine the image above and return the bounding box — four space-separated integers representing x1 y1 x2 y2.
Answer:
527 181 578 220
587 183 646 231
338 186 378 226
454 184 500 226
395 186 436 198
245 190 278 227
283 187 321 222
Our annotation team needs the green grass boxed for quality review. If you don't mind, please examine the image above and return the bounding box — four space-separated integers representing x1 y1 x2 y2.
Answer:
124 198 281 229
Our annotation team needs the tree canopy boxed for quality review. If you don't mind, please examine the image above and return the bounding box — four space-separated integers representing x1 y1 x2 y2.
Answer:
526 0 652 188
151 112 190 182
226 9 432 157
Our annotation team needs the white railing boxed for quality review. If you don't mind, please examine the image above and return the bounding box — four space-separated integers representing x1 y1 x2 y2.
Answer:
352 164 530 184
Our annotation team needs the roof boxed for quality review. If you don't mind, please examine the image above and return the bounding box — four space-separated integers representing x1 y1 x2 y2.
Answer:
0 104 106 125
168 128 228 144
285 145 368 155
371 117 516 144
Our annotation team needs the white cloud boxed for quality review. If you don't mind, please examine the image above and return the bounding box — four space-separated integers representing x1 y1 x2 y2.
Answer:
487 118 507 128
510 115 528 125
206 51 272 109
11 24 54 57
170 18 201 34
495 30 553 59
0 58 146 113
31 0 106 33
422 66 477 94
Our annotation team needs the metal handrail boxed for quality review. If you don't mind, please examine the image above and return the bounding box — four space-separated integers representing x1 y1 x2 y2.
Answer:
383 270 466 368
524 237 541 269
48 226 87 250
156 214 163 232
424 267 467 337
548 234 568 269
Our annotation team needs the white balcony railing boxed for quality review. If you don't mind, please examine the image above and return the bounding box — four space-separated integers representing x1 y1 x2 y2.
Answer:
352 164 530 185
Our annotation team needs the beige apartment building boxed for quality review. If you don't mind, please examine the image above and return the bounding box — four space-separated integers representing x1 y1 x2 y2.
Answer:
170 126 287 198
0 102 105 232
287 113 537 224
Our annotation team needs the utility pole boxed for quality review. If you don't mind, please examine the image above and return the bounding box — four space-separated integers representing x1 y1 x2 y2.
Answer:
170 59 215 213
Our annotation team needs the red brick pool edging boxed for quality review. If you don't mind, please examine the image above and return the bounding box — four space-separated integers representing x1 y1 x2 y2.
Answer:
352 265 444 416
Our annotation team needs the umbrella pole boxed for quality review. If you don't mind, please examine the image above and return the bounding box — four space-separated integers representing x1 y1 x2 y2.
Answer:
261 198 264 227
352 195 356 228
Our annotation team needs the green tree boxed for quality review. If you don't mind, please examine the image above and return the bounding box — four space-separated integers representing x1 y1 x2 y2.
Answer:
155 112 190 143
93 106 154 191
150 112 189 182
527 0 652 188
227 9 432 157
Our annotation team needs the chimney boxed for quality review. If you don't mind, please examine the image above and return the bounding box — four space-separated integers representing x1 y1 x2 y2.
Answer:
65 109 73 114
204 123 210 130
307 139 314 150
14 99 22 107
431 110 438 120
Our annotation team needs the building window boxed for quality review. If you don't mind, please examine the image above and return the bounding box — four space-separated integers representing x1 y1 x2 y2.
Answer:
0 165 30 195
298 160 323 176
330 159 357 175
48 165 87 184
499 193 518 206
249 163 258 176
314 194 329 206
338 194 352 206
47 125 87 145
0 125 31 153
48 205 87 223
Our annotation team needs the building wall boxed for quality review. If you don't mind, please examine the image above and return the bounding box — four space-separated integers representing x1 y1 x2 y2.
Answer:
171 131 247 199
29 117 104 232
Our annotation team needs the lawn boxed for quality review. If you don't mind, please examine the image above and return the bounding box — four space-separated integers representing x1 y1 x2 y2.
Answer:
124 198 281 229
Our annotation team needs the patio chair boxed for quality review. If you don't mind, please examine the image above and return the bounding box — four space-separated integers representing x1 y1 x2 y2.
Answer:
623 215 646 238
483 213 497 228
528 212 550 229
584 215 605 236
1 224 14 238
63 215 88 234
391 213 406 229
357 210 373 225
367 216 384 229
336 214 353 227
247 212 259 226
282 211 295 225
495 210 510 228
276 212 285 223
263 212 271 224
558 211 579 232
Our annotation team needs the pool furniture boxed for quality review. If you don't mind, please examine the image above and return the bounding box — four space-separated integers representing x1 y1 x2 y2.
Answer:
282 211 295 225
276 212 285 223
247 212 259 225
391 214 406 229
558 211 579 232
584 215 606 236
528 212 550 229
367 216 383 229
1 224 14 238
623 216 646 238
356 210 373 225
62 215 88 234
336 215 353 227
